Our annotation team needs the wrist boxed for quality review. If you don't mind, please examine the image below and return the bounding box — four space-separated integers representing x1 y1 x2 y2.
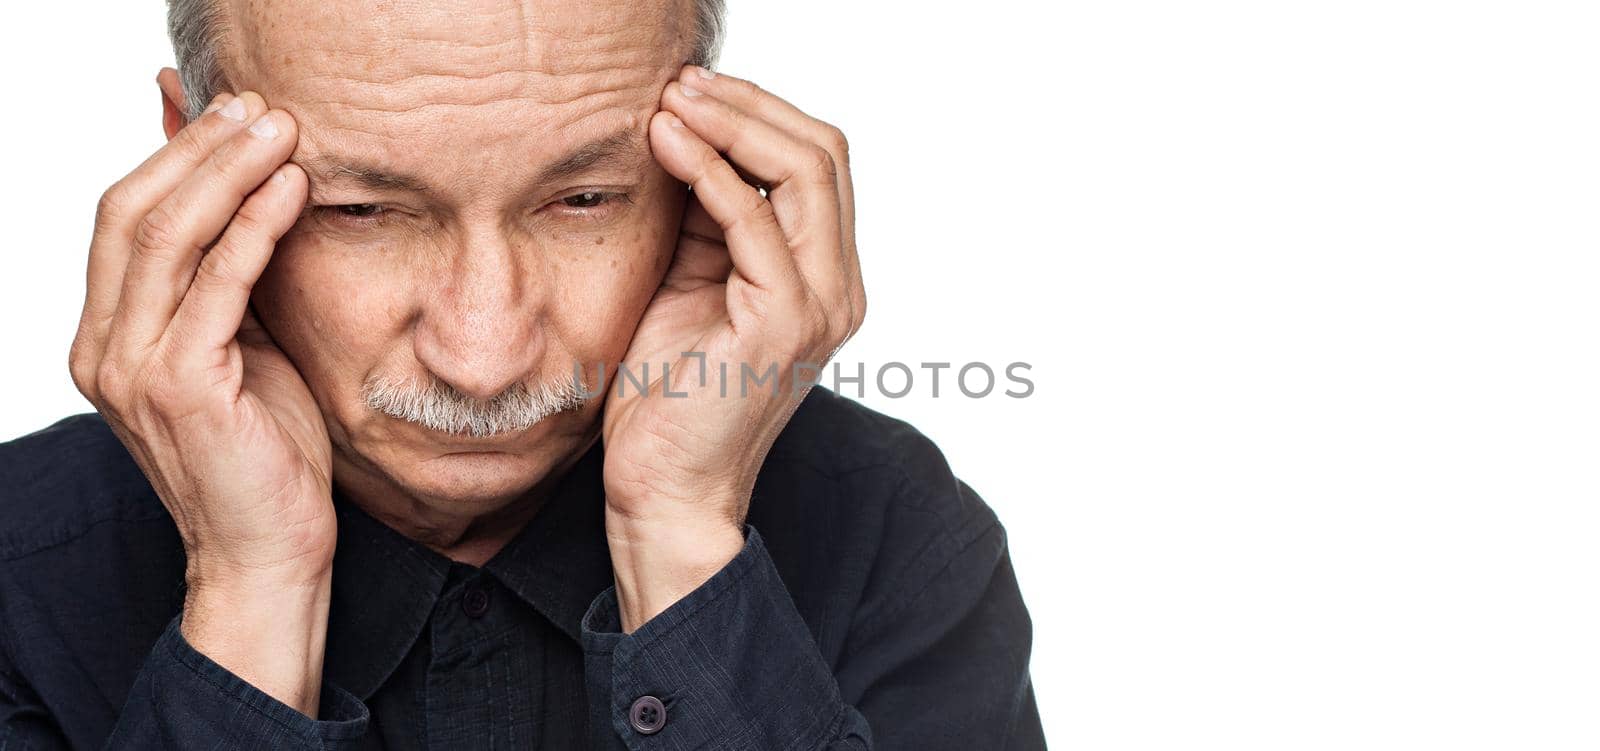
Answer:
604 508 745 633
181 567 333 717
185 552 333 593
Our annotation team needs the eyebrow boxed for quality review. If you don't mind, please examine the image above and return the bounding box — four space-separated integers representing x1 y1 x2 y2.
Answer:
300 126 649 195
535 127 648 185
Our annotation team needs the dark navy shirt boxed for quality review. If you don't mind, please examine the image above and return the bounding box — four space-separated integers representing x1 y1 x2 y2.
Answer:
0 388 1044 749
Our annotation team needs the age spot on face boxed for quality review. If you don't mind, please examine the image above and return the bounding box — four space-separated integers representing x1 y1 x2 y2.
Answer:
595 236 606 245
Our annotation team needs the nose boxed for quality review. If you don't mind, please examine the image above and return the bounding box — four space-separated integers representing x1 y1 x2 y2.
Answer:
413 226 545 401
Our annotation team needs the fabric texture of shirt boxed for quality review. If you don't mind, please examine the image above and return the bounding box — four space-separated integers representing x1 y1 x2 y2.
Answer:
0 388 1045 749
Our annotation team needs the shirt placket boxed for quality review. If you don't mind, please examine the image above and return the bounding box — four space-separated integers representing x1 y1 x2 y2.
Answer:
424 565 543 749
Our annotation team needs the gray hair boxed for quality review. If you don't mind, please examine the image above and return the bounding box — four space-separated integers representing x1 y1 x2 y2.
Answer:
362 373 590 438
166 0 729 120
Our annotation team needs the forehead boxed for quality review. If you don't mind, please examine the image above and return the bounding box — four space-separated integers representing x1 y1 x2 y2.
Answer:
224 0 689 193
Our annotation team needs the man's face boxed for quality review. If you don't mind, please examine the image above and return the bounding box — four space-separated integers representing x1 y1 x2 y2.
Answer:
225 0 691 515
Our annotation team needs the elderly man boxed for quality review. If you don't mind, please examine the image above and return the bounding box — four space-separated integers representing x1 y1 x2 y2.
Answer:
0 0 1043 748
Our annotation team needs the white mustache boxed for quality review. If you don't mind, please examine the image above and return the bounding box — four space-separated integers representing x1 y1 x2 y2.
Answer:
361 373 589 438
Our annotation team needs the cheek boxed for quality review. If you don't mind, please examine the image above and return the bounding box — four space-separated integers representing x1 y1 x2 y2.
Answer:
251 235 410 395
547 193 680 361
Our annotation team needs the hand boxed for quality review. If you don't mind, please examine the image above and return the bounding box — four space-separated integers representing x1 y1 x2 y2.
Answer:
599 66 866 631
67 90 328 713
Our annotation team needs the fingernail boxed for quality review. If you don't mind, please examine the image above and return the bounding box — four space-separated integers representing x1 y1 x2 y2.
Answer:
248 114 279 140
667 113 684 129
202 96 228 115
273 166 290 183
691 65 717 80
680 84 702 98
218 98 248 122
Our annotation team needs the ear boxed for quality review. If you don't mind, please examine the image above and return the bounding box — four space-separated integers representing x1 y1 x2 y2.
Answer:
157 67 189 142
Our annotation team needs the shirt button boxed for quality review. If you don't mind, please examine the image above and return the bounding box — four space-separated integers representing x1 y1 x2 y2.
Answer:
461 586 491 619
628 695 667 735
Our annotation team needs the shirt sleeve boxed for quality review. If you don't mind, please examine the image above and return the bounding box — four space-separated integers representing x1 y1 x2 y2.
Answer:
580 515 1045 750
100 615 369 750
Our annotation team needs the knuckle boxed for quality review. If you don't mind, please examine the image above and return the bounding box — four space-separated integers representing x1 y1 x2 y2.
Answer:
726 190 778 234
170 124 220 163
818 123 850 166
228 195 273 238
94 358 133 406
691 150 724 185
98 347 188 416
141 363 190 413
133 205 184 259
803 144 837 183
733 77 767 102
202 140 254 185
67 343 98 398
95 183 134 228
719 102 753 137
193 249 249 297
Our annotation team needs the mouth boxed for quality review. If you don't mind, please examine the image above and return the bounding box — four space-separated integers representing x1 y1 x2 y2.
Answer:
377 413 547 446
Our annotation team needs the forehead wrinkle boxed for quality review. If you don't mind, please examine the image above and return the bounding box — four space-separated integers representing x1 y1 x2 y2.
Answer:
222 2 693 186
301 79 642 118
228 0 687 114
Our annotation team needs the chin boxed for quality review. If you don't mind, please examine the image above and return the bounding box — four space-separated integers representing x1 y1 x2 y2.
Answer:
395 449 549 509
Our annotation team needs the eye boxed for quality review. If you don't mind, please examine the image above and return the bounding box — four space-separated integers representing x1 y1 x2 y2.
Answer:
548 190 632 224
308 202 393 230
562 191 610 208
335 203 386 218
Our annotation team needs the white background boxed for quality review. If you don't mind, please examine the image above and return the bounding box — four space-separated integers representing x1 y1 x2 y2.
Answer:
4 2 1599 748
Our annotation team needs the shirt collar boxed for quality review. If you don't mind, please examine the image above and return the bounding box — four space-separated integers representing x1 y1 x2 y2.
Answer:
484 442 614 644
324 441 613 700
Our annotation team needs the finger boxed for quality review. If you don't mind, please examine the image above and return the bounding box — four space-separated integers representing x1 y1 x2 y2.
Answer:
109 108 298 356
676 67 855 233
670 193 735 285
649 110 803 299
661 81 845 300
680 187 723 244
673 67 864 334
168 163 308 357
81 93 264 351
